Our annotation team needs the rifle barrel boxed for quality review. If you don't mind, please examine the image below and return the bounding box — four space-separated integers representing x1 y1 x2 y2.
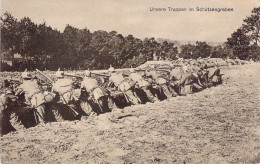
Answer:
64 73 83 79
91 72 110 77
36 69 54 84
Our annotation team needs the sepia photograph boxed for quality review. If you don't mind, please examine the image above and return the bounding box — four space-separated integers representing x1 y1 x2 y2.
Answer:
1 0 260 163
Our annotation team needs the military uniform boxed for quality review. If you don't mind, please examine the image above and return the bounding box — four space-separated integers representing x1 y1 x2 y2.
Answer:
52 78 78 121
146 70 174 98
179 70 196 95
169 68 183 95
81 76 114 114
109 72 141 105
198 63 209 87
16 79 53 124
53 78 75 104
129 71 159 103
209 66 222 85
0 91 25 135
191 70 205 91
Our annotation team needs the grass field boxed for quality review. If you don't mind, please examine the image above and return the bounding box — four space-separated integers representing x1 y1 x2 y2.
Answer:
1 63 260 164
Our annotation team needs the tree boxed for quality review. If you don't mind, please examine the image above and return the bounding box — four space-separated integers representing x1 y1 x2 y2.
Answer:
226 28 250 59
179 44 195 59
194 41 212 58
18 17 37 59
242 7 260 45
0 12 20 64
248 44 260 60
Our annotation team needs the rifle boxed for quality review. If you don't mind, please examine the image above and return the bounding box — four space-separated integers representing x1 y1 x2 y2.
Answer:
64 73 83 80
134 69 146 72
36 69 79 117
155 69 171 73
36 69 54 84
91 72 110 77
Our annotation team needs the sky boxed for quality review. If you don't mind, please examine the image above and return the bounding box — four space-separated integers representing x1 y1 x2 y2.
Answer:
1 0 259 42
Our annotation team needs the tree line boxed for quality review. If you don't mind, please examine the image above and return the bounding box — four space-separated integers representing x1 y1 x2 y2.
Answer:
1 7 259 71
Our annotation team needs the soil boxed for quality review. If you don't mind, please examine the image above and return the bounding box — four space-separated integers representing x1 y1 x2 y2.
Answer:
1 63 260 164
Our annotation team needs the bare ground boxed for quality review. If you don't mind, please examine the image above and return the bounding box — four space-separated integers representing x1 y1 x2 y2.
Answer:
1 64 260 164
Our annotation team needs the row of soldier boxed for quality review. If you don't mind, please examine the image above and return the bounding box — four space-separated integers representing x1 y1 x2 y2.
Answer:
0 59 223 135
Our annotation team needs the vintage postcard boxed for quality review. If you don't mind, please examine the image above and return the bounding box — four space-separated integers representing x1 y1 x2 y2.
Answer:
1 0 260 163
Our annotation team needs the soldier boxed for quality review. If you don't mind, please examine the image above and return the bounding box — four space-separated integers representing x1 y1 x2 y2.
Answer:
199 61 210 87
191 68 205 91
169 66 183 95
80 70 115 115
178 66 197 95
51 70 79 121
108 67 141 105
129 68 159 103
15 70 54 125
209 63 222 86
145 69 175 99
1 89 25 135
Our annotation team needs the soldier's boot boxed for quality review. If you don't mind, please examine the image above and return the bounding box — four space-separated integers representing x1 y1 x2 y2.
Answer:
107 96 116 112
96 98 105 114
133 91 142 104
52 109 64 122
142 87 159 103
80 101 96 116
161 84 173 98
35 105 46 124
125 90 141 105
50 104 65 122
9 112 25 130
213 75 222 85
180 84 194 95
168 85 178 97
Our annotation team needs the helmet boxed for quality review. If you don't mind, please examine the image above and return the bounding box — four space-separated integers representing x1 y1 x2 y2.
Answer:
55 70 64 78
84 70 91 76
21 71 31 79
182 66 188 72
108 67 115 72
129 68 135 73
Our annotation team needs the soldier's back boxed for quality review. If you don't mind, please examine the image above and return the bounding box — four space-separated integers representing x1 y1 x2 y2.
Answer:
53 79 73 94
109 73 125 86
170 69 182 80
129 73 142 82
81 77 99 92
20 80 41 98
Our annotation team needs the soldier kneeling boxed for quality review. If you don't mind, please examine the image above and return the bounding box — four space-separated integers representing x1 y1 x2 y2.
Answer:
51 70 80 121
146 69 175 100
108 67 141 106
129 68 159 103
15 70 56 125
209 64 222 86
1 90 26 135
80 70 115 116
